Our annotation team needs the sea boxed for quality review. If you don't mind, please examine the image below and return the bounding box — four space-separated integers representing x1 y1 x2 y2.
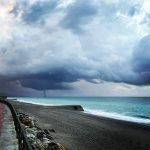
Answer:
10 97 150 124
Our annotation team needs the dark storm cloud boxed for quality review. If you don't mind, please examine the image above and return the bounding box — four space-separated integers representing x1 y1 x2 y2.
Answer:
17 68 101 90
60 0 98 33
133 35 150 72
0 67 99 92
132 35 150 85
19 70 78 90
20 78 70 90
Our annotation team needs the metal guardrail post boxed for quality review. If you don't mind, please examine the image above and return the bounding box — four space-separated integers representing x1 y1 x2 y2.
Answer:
0 98 32 150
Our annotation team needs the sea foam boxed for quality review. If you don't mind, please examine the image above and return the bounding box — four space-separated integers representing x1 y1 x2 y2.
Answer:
84 109 150 124
16 99 55 106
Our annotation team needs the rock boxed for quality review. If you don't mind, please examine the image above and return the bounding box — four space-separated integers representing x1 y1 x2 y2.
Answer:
18 112 69 150
18 114 24 122
42 137 50 148
49 129 55 133
31 120 35 127
23 117 33 126
43 129 53 140
32 139 45 150
47 142 58 150
57 143 68 150
37 131 45 139
46 134 53 140
25 128 36 135
18 113 34 127
44 129 50 135
21 123 26 129
27 133 36 143
47 142 68 150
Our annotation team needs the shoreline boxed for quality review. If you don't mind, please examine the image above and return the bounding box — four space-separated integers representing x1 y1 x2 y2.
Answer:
11 99 150 125
9 100 150 150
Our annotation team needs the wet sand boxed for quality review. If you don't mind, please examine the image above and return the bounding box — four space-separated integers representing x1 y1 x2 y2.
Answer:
10 100 150 150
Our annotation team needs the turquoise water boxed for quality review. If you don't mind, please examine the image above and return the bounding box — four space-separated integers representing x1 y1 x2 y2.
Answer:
11 97 150 124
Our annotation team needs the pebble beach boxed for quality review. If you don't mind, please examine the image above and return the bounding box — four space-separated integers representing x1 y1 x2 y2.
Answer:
10 100 150 150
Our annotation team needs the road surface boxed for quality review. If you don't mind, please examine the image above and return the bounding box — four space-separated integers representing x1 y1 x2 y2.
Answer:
0 103 18 150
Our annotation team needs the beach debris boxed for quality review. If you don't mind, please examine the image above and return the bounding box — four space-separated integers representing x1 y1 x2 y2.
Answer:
17 113 68 150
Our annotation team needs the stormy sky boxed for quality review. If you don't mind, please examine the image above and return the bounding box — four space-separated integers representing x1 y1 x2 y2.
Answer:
0 0 150 97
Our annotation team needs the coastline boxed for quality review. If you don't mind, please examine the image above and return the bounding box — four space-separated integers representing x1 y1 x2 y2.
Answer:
12 97 150 125
10 100 150 150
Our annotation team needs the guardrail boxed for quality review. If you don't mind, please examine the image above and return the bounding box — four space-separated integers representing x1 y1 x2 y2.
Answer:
0 98 32 150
